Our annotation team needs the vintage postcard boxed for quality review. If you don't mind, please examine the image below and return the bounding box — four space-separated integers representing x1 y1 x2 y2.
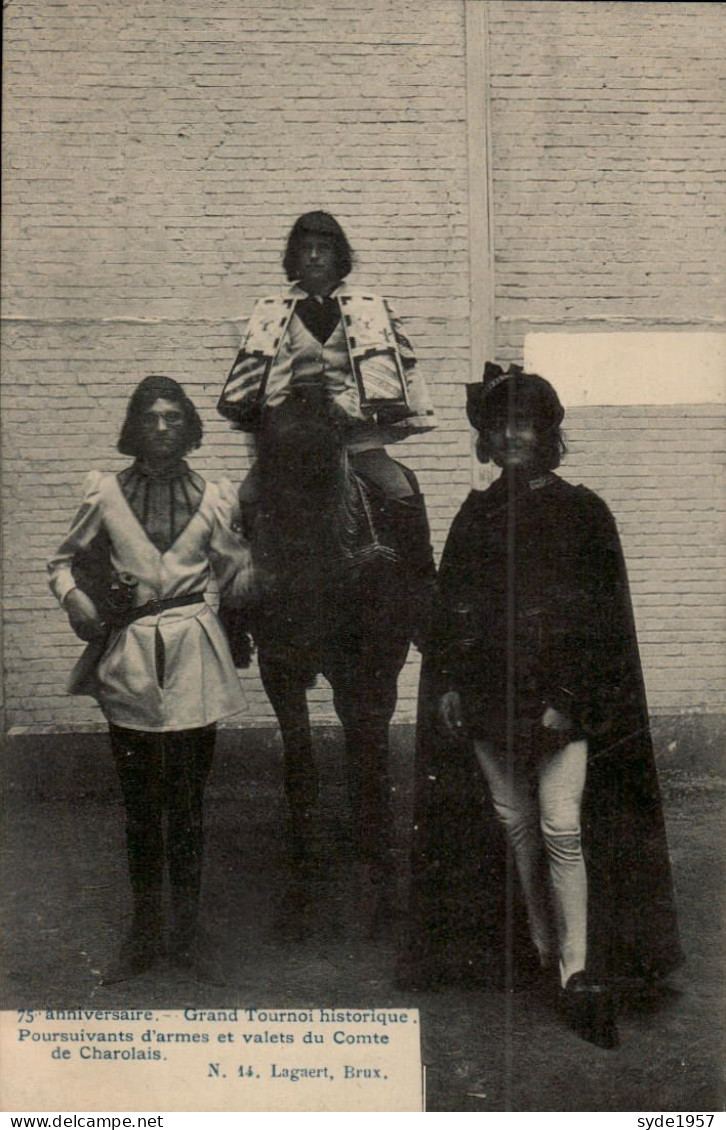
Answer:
2 0 724 1116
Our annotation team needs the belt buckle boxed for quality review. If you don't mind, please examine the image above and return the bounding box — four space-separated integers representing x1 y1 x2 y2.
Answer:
147 598 162 617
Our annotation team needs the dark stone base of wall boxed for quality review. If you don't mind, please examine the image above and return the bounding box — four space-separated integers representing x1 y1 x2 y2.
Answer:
2 715 724 803
650 714 726 774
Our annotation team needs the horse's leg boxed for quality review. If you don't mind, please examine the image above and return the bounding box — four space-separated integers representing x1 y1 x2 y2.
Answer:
336 698 395 872
330 652 404 937
258 652 318 866
330 664 398 940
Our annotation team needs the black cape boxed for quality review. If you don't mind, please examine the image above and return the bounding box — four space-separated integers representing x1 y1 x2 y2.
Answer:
400 472 683 989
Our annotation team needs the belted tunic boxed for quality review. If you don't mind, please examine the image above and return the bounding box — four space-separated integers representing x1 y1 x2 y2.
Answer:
48 466 251 731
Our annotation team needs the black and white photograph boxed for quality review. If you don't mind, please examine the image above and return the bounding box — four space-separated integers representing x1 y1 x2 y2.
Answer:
1 0 725 1115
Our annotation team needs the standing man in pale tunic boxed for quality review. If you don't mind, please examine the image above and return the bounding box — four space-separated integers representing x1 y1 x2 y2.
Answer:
49 376 252 983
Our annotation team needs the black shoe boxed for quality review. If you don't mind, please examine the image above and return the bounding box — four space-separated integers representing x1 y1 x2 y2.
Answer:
102 926 163 984
171 945 226 986
169 927 226 985
559 971 620 1050
169 887 225 982
101 893 163 984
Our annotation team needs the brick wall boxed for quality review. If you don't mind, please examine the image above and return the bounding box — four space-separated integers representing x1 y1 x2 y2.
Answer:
3 0 725 731
488 0 726 348
488 1 726 716
1 0 471 729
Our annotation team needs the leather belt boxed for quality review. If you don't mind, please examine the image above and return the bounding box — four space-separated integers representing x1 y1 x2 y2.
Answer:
116 592 205 629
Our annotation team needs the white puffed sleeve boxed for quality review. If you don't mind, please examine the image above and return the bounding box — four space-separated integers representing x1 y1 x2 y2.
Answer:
48 470 105 607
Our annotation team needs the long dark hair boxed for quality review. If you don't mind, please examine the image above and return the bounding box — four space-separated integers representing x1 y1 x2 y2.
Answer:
117 375 203 457
282 211 353 282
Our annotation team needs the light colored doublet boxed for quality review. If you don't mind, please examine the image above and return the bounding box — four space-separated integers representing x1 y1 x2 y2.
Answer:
49 470 250 731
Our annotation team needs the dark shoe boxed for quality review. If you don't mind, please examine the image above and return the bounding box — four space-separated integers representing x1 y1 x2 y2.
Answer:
101 904 162 985
170 939 226 986
559 971 620 1049
102 940 160 984
169 887 225 984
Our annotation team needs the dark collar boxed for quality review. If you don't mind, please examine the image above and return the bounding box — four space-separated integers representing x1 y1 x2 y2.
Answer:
131 458 190 481
493 469 557 491
118 462 204 552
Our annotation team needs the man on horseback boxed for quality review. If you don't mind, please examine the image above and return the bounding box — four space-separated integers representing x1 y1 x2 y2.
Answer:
217 210 437 638
217 213 438 917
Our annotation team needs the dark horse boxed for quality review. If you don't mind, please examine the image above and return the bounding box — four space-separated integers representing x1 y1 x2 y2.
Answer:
226 387 435 919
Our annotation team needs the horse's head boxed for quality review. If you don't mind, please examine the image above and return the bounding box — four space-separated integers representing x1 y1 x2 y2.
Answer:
256 386 349 509
250 385 389 600
246 387 413 661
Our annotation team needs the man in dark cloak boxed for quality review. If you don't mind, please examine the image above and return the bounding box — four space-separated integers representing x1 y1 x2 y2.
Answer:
399 363 682 1048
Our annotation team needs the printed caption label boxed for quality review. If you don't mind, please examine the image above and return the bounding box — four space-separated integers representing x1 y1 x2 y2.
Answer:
2 1007 423 1112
